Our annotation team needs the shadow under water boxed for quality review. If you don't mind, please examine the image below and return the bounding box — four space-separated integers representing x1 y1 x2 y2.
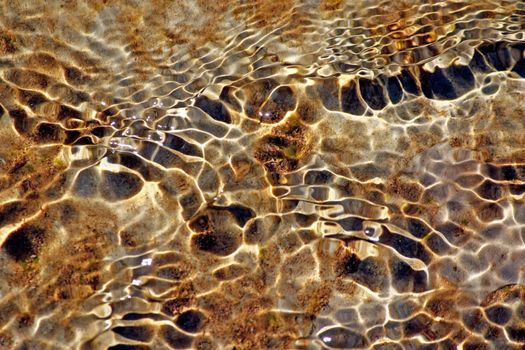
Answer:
1 0 525 349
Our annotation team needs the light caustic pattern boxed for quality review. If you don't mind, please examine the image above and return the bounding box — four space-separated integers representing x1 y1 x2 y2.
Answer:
1 0 525 349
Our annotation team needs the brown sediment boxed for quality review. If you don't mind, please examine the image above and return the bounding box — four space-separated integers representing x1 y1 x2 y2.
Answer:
233 0 295 30
254 116 313 183
481 284 525 307
0 29 18 54
387 176 424 202
298 280 332 315
162 280 197 316
1 1 525 349
320 0 344 12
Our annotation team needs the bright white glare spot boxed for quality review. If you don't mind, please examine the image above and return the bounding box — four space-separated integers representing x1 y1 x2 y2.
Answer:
141 258 153 266
258 111 272 118
322 336 332 343
364 227 375 235
132 279 141 286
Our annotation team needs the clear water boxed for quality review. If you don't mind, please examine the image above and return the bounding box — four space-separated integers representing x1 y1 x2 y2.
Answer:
1 1 525 349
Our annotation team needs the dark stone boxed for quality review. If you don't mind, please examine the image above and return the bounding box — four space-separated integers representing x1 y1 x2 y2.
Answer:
509 184 525 196
421 68 456 100
224 205 255 227
517 305 525 320
335 308 359 324
350 163 388 181
485 305 512 325
388 299 418 320
160 325 193 349
437 339 457 350
195 95 231 123
304 169 333 185
398 70 420 95
64 66 87 85
244 218 273 244
406 218 431 238
341 81 365 115
463 342 488 350
413 270 428 292
0 201 25 227
501 165 518 181
469 50 493 73
367 326 386 344
359 78 387 110
20 90 48 110
435 222 469 246
385 321 403 340
176 310 205 333
391 259 427 293
485 164 504 180
112 153 163 182
484 325 505 342
479 42 512 71
107 345 150 350
477 180 503 200
462 308 487 333
507 327 525 342
481 84 499 95
197 165 219 193
153 147 182 168
390 259 427 293
189 215 211 232
318 327 369 349
164 134 201 157
157 266 186 280
372 343 403 350
112 326 154 342
386 76 403 104
353 257 388 292
58 105 82 120
512 57 525 77
341 254 361 274
294 213 317 227
403 314 432 337
3 225 46 261
244 220 260 244
100 171 143 201
380 231 430 264
337 216 364 231
10 109 32 135
445 64 475 96
179 193 201 220
64 130 81 145
91 126 112 138
192 232 239 256
219 86 241 111
71 136 94 145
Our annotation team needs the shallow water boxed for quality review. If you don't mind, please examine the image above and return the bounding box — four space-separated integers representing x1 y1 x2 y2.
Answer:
1 1 525 349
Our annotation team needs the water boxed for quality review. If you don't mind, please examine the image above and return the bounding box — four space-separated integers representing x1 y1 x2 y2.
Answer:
1 1 525 349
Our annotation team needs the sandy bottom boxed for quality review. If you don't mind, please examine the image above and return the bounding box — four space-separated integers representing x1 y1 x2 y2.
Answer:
1 1 525 349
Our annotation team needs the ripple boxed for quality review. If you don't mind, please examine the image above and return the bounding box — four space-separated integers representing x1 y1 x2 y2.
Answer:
1 1 525 349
